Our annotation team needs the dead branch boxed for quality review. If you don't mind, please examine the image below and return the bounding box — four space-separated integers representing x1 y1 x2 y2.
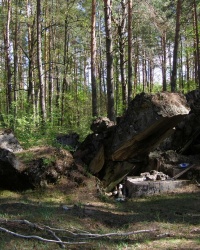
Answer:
156 233 174 239
45 227 66 248
195 180 200 187
0 226 87 245
71 229 159 239
0 219 159 246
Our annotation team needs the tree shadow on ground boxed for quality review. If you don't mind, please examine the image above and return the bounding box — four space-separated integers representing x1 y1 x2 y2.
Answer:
0 187 200 250
0 190 200 227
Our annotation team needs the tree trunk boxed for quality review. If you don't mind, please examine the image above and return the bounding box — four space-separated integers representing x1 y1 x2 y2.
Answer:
134 35 139 95
171 0 182 92
3 0 12 115
97 13 104 114
104 0 115 122
48 20 53 122
161 32 167 91
37 0 47 124
193 0 200 89
91 0 98 117
13 1 19 126
142 50 147 92
118 0 127 110
128 0 133 104
27 1 35 107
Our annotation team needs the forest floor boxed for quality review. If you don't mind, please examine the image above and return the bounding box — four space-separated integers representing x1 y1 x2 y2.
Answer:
0 174 200 250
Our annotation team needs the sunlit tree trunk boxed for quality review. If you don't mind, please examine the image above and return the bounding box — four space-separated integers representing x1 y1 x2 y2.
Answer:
186 50 190 90
149 59 154 92
161 31 167 91
91 0 98 117
37 0 47 124
117 0 127 110
97 11 106 115
142 50 147 92
3 0 12 115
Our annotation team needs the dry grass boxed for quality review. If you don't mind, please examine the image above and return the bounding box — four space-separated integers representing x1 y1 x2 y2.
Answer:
0 177 200 249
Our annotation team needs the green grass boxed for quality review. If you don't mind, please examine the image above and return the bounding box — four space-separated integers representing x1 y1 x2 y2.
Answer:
0 183 199 249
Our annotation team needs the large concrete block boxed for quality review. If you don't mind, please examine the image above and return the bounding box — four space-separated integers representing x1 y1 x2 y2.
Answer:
125 177 190 197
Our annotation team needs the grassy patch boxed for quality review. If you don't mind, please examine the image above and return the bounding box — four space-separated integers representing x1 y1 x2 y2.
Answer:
0 183 199 249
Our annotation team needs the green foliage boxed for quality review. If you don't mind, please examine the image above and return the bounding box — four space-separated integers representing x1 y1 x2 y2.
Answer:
0 0 199 149
42 156 56 166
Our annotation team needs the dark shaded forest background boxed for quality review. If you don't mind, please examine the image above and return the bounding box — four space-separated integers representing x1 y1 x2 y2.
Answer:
0 0 199 146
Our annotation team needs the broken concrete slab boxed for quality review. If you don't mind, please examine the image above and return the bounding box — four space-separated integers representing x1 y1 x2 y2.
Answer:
125 177 190 197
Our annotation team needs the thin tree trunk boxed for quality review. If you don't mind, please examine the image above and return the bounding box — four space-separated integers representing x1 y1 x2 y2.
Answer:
55 65 60 110
161 31 167 91
3 0 12 115
128 0 133 103
134 36 139 95
97 12 104 114
118 0 127 110
63 19 69 91
193 0 200 89
61 18 69 126
171 0 182 92
13 0 19 124
185 34 190 91
149 59 154 92
179 40 183 90
142 50 147 92
48 20 53 122
114 56 119 115
91 0 98 117
27 1 35 106
104 0 115 122
37 0 47 124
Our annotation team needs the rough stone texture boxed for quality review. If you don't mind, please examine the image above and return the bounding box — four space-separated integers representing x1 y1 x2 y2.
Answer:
0 129 23 152
125 177 190 197
0 146 87 190
110 92 190 161
56 132 80 150
75 92 190 192
74 125 115 166
0 148 28 190
90 117 115 133
169 90 200 154
20 147 76 188
0 148 26 171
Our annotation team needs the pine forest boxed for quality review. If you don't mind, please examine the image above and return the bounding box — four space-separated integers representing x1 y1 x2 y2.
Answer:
0 0 199 144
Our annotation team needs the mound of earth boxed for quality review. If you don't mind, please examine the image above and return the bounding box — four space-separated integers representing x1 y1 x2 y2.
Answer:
0 146 88 190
